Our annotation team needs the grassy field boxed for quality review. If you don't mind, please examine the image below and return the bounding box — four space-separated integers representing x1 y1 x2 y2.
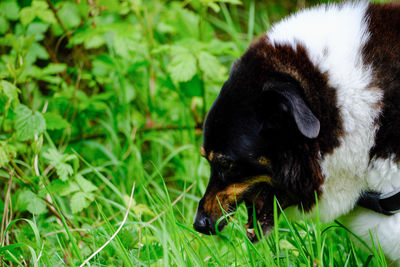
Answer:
0 0 393 266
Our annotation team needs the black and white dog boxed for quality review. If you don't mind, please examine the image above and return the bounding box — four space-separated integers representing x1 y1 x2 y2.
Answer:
193 2 400 264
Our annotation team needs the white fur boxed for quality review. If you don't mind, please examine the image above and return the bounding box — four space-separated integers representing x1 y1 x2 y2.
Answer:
267 2 400 264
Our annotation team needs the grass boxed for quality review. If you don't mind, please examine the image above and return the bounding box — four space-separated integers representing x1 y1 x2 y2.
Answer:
0 0 394 266
1 135 388 265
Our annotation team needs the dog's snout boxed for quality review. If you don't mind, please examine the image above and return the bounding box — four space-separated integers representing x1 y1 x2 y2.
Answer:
193 212 215 234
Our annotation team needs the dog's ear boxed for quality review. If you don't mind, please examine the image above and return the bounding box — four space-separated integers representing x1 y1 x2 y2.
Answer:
262 82 320 139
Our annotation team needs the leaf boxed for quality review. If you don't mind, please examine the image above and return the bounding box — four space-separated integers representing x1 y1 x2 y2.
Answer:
207 2 220 12
0 16 10 34
58 2 81 29
29 42 49 60
70 192 89 213
167 50 197 83
76 174 97 193
51 180 80 196
14 104 46 141
31 0 49 10
123 195 155 217
27 23 49 41
132 204 155 217
206 39 238 56
41 75 63 84
179 75 203 98
0 142 16 168
0 80 20 106
42 148 75 181
33 1 56 24
99 0 120 12
197 51 222 80
1 1 20 21
19 0 56 26
27 197 47 215
42 63 67 75
176 8 199 39
20 7 35 26
218 0 242 4
44 112 69 130
84 35 105 49
36 9 56 24
18 189 47 215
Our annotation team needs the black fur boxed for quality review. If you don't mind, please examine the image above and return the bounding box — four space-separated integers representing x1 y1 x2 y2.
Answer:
364 4 400 161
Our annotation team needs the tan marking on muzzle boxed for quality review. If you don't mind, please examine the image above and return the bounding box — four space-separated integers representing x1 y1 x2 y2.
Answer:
202 175 272 216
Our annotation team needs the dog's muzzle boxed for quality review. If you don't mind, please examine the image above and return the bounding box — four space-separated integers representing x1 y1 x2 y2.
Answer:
193 197 227 235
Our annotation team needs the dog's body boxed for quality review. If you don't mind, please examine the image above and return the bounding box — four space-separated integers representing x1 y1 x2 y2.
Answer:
194 2 400 264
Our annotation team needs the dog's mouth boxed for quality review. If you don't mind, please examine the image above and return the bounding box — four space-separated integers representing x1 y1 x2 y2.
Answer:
242 186 275 242
213 185 276 242
194 179 285 242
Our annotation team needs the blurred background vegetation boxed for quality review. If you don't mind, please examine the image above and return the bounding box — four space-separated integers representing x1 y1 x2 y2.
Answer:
0 0 391 266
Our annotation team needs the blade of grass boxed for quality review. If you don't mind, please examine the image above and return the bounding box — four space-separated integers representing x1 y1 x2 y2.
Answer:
79 182 135 267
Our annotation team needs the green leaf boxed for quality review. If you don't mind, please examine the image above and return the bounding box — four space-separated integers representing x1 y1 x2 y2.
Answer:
0 142 17 168
70 192 89 213
1 1 20 21
28 197 47 215
20 7 35 26
32 0 56 24
51 180 80 196
18 189 47 215
132 204 155 217
0 80 20 107
58 2 81 29
41 75 63 84
0 16 10 34
14 104 46 141
31 0 49 10
84 35 105 49
176 8 199 39
60 182 80 196
76 174 97 193
29 42 49 60
168 50 197 83
197 51 222 80
99 0 120 12
42 148 75 181
124 195 155 217
179 75 202 98
42 63 67 75
20 0 57 26
36 9 57 24
27 23 49 41
44 112 69 130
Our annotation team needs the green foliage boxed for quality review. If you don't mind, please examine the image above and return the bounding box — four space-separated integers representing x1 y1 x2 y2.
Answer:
18 189 47 215
15 104 46 141
0 141 16 167
0 0 393 266
42 148 76 181
20 0 56 26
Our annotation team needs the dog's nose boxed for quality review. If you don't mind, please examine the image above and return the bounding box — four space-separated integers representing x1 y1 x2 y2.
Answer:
193 213 215 234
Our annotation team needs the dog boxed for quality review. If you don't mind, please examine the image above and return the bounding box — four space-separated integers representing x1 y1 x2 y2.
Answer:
193 1 400 264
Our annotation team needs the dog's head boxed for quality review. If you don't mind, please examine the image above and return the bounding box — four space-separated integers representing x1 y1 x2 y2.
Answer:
193 37 327 241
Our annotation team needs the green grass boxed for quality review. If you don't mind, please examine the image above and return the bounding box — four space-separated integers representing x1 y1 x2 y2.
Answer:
1 126 389 266
0 0 393 266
